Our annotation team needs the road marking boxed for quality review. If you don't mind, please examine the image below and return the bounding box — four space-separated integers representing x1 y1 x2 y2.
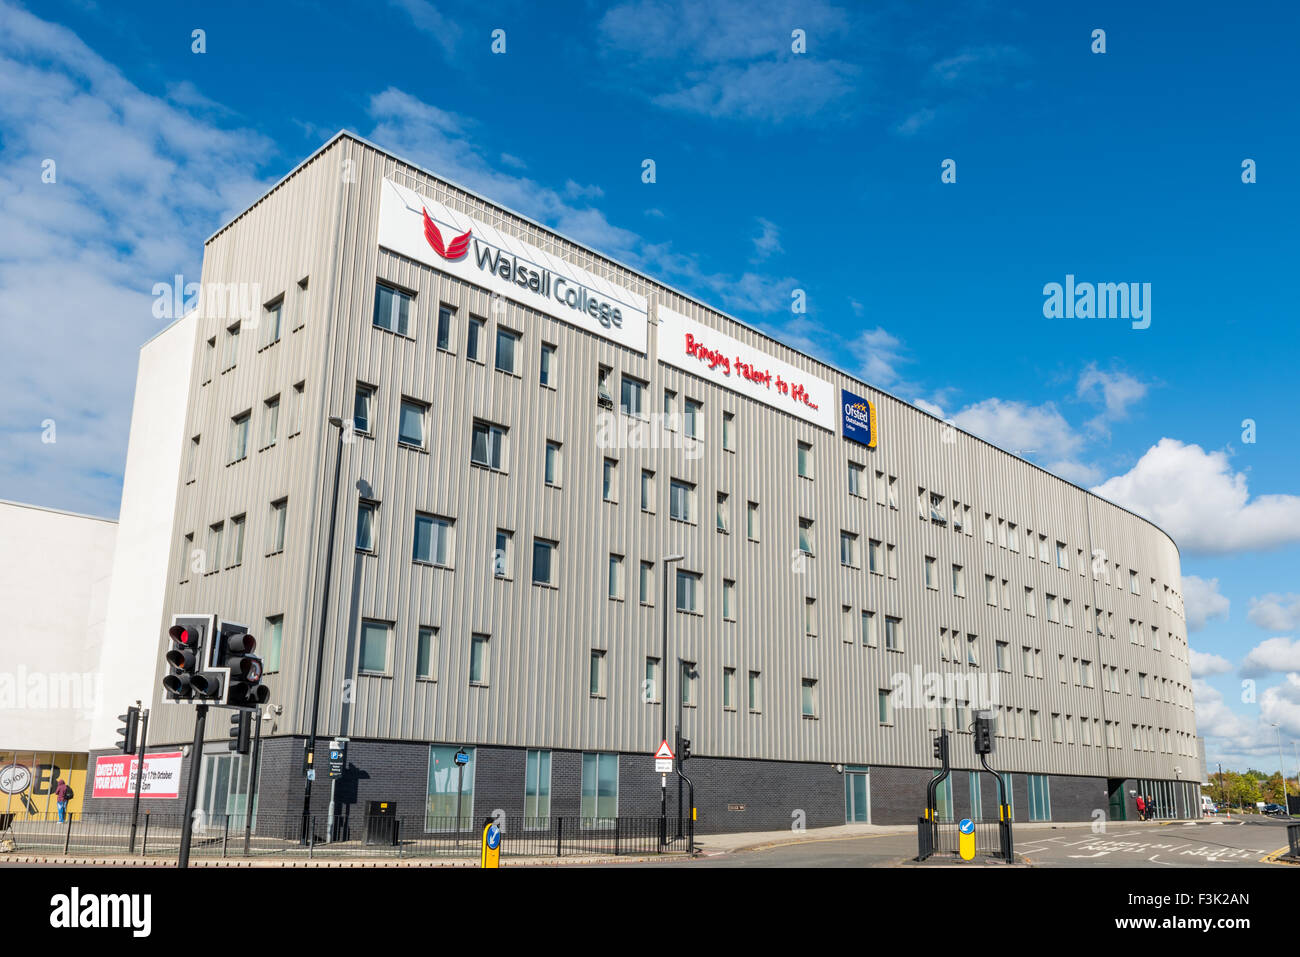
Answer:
1260 846 1294 865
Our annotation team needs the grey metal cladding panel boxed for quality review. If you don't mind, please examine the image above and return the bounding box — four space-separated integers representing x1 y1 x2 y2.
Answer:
146 143 346 746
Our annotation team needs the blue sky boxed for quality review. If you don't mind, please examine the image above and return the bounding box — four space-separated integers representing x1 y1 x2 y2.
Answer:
1 0 1297 770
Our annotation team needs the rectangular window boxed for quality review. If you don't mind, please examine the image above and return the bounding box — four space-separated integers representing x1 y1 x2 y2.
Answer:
801 678 819 718
608 554 624 600
747 501 759 541
663 388 677 424
426 745 475 830
869 539 882 574
669 479 696 523
398 399 426 449
683 399 702 439
262 396 280 448
544 441 562 486
523 750 551 822
202 337 215 385
747 671 761 712
878 689 893 725
1024 587 1036 617
416 627 437 680
356 500 376 552
680 660 698 707
1063 599 1073 627
804 597 817 636
263 615 283 673
580 752 618 822
223 322 240 371
603 458 617 502
206 522 224 572
589 650 607 697
373 284 411 336
722 667 736 710
353 385 374 435
952 564 965 597
437 305 454 351
539 343 556 387
645 658 661 703
289 381 304 437
494 529 512 579
229 411 250 463
1007 523 1019 552
641 470 655 512
996 641 1009 672
840 531 858 567
722 579 736 621
263 298 283 347
862 610 877 647
887 476 898 509
186 435 200 483
848 462 865 497
1027 774 1052 821
466 316 485 363
675 569 701 613
640 562 654 605
1056 542 1068 569
469 633 490 685
268 499 287 554
413 513 454 567
178 532 193 582
925 556 937 589
620 375 646 417
359 619 390 674
799 518 815 556
471 420 508 471
797 441 813 478
722 412 735 451
532 538 557 586
985 574 997 605
494 327 519 374
984 513 994 542
873 470 886 504
598 366 613 405
885 616 901 651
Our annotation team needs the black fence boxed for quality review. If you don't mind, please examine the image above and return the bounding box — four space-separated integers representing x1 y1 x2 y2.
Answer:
0 811 694 862
1287 823 1300 861
915 817 1013 863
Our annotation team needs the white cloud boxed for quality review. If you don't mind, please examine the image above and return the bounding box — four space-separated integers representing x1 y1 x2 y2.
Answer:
1188 649 1234 677
751 218 781 260
895 107 936 136
848 327 910 391
1076 363 1149 436
1241 637 1300 678
1261 674 1300 739
943 398 1102 485
1182 575 1231 631
597 0 860 122
388 0 462 56
0 1 272 517
1247 593 1300 632
1090 439 1300 554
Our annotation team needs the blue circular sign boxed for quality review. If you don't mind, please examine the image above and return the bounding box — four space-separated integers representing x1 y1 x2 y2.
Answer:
958 818 974 834
486 824 501 849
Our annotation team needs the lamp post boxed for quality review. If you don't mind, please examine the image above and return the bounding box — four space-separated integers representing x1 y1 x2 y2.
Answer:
1271 724 1288 810
301 415 348 840
660 553 684 846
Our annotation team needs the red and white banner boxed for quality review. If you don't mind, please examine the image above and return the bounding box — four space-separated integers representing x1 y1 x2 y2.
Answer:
656 305 836 431
91 751 183 799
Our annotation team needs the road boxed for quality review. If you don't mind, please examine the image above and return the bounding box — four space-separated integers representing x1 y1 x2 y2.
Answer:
614 820 1294 868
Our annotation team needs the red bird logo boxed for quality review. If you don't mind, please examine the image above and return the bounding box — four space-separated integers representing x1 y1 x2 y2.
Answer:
423 208 472 260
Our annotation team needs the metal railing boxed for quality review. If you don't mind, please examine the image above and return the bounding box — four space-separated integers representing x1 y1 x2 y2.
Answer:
1287 823 1300 861
915 817 1013 862
0 811 692 862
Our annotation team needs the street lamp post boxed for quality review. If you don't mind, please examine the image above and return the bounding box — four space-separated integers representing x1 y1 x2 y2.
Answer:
301 416 348 841
1272 724 1288 810
660 553 684 846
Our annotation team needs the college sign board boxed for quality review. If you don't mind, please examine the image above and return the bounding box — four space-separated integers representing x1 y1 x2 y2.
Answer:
656 305 836 431
377 179 649 353
840 388 878 448
90 751 183 799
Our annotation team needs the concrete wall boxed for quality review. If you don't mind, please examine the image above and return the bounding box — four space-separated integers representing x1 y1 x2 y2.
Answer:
0 501 116 752
88 313 197 751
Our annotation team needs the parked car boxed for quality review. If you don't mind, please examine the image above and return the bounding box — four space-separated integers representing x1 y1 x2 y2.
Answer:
1262 803 1289 817
1201 795 1218 815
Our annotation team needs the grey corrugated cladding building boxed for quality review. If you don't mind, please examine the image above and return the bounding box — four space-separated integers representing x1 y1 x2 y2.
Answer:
85 132 1201 830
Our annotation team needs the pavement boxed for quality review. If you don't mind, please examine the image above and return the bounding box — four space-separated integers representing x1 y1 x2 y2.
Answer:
1 816 1292 868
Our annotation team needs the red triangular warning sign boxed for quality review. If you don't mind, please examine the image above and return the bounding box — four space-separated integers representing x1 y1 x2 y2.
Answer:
654 740 675 760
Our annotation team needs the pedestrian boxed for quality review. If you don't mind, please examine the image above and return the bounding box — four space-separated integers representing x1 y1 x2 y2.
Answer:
1135 793 1146 821
1147 794 1155 820
54 778 69 823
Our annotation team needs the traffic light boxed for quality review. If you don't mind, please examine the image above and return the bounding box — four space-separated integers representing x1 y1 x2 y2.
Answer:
214 621 270 709
680 738 692 763
116 706 139 754
974 713 993 754
163 614 215 701
228 710 251 754
932 732 949 767
932 735 943 760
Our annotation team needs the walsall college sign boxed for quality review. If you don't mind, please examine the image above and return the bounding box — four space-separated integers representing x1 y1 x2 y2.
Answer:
657 305 835 431
377 179 648 353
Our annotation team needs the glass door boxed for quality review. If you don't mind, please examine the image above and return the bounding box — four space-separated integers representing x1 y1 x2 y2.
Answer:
844 767 870 823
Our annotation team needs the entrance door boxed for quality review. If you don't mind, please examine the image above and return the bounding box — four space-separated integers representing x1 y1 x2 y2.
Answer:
844 767 870 823
1107 779 1126 821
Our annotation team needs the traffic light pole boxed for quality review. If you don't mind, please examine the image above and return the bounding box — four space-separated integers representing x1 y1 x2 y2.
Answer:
177 704 208 869
302 419 347 842
244 709 264 856
128 708 149 853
